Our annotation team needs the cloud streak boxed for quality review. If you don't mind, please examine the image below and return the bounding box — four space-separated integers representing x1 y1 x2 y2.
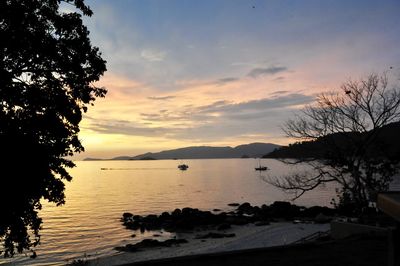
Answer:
147 95 176 100
247 66 287 78
215 77 239 85
197 93 313 114
140 49 167 62
134 93 315 134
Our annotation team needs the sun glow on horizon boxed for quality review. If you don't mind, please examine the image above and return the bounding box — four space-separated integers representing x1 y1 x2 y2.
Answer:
75 0 400 159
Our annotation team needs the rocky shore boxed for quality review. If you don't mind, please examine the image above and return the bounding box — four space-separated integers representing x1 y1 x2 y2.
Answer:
116 201 337 253
121 201 336 232
91 222 331 265
85 200 393 266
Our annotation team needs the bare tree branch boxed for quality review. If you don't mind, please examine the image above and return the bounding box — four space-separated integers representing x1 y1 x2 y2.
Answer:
269 73 400 213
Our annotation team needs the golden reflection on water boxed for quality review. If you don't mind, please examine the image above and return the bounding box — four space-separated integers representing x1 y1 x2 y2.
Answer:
5 159 335 265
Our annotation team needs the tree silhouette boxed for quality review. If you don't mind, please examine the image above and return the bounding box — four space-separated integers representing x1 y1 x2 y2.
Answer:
268 73 400 214
0 0 106 257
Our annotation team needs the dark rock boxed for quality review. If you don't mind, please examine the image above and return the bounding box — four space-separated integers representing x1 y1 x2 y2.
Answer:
139 239 160 248
228 203 240 207
270 201 300 219
133 215 143 221
163 239 188 246
314 213 332 223
144 214 158 221
195 232 236 239
131 234 136 238
218 212 228 217
217 223 231 231
255 221 270 226
160 212 171 219
225 215 249 225
238 202 254 214
252 209 270 221
213 209 221 212
172 208 182 217
121 202 340 237
142 214 162 230
125 220 140 230
115 238 188 252
301 206 335 218
123 212 134 219
271 201 292 209
115 244 140 252
182 207 199 215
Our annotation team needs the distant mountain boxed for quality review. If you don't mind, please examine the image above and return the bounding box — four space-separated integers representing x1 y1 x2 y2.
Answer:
83 157 103 161
111 156 133 160
264 122 400 159
129 143 280 160
83 143 281 161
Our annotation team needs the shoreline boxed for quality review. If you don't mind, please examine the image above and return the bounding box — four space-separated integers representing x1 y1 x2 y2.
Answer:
88 222 330 266
87 201 339 265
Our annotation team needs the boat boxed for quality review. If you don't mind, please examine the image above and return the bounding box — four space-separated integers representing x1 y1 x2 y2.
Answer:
255 159 268 171
178 164 189 170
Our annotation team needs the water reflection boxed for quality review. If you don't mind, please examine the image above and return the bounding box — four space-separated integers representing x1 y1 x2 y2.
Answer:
4 159 336 265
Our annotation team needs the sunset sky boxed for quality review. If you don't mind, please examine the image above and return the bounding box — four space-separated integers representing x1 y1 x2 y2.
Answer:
73 0 400 159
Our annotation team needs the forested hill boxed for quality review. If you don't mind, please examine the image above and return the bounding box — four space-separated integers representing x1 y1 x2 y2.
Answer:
129 143 280 160
264 122 400 159
84 143 280 160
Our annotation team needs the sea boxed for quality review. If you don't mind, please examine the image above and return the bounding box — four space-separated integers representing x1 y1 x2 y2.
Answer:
0 158 357 265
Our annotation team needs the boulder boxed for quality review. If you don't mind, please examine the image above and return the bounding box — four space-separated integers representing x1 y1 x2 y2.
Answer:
123 212 134 219
225 215 249 225
237 202 254 214
217 223 231 231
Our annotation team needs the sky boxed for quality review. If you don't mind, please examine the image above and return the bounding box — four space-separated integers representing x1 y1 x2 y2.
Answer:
71 0 400 159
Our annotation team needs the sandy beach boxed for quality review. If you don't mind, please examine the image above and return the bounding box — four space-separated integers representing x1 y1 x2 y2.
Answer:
88 222 329 266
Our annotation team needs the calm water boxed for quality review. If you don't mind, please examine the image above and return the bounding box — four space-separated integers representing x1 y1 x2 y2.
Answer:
3 159 336 265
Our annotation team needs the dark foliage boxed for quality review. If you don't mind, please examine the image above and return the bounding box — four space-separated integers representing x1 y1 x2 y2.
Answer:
266 74 400 214
0 0 106 257
264 122 400 160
